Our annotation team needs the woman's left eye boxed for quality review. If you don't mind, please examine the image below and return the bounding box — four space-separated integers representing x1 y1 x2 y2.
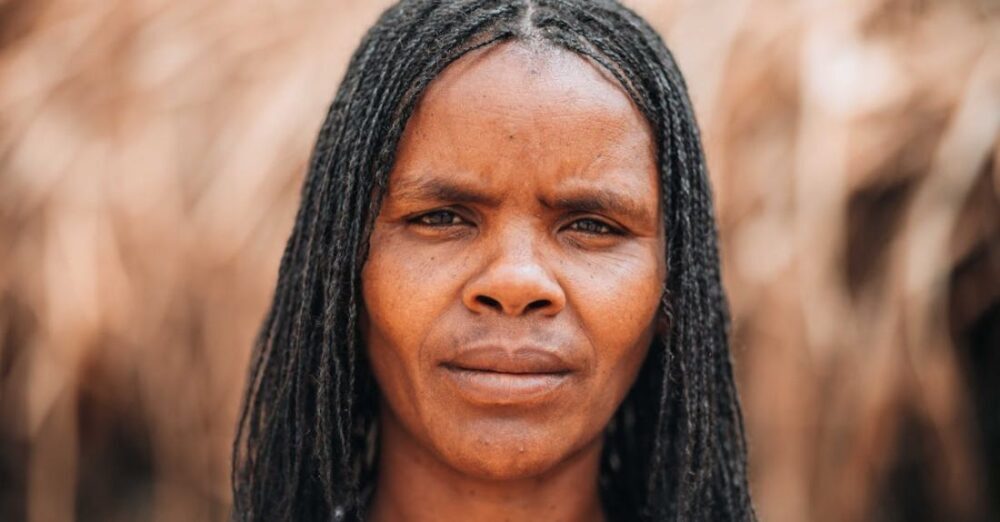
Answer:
566 218 622 235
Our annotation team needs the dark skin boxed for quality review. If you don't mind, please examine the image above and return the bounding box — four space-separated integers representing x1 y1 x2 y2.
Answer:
361 41 665 522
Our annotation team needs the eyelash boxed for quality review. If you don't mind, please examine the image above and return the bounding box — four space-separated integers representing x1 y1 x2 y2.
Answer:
409 210 624 236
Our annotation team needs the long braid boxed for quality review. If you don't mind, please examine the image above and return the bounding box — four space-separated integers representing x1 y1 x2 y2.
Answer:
232 1 754 520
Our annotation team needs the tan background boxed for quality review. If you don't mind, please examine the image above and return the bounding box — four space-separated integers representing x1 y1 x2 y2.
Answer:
1 0 998 520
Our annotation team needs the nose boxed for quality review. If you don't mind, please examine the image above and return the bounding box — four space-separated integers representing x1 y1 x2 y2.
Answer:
462 230 566 317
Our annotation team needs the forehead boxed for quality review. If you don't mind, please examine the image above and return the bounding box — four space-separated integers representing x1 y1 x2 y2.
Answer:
389 40 658 203
422 40 640 119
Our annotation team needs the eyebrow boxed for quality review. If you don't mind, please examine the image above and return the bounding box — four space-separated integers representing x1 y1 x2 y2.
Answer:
391 176 503 208
391 175 655 224
543 189 656 225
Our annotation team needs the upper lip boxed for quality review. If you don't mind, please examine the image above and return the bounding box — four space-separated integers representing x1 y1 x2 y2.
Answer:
442 346 576 375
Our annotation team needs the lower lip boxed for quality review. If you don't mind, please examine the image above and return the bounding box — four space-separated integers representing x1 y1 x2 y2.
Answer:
440 367 570 406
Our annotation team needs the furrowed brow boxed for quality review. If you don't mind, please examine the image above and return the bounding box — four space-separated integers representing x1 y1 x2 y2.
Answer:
545 189 655 224
391 176 502 207
390 177 656 224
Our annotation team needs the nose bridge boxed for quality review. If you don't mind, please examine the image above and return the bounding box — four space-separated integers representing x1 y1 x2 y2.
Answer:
464 217 565 316
494 218 542 266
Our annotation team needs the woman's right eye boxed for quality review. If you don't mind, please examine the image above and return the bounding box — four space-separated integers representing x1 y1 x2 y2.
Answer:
410 209 468 227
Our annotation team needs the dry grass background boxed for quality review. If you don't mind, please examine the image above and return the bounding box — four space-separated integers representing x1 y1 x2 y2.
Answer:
0 0 997 521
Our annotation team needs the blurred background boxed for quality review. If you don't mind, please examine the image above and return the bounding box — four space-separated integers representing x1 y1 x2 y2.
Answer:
0 0 997 520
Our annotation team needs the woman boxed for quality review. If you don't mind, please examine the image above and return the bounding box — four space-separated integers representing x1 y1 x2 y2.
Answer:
232 1 754 520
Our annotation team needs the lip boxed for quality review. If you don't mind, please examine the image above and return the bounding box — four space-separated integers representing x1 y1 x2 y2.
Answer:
444 346 574 374
439 346 578 406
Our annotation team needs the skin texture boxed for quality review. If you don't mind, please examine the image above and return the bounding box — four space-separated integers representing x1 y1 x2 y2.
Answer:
361 41 666 522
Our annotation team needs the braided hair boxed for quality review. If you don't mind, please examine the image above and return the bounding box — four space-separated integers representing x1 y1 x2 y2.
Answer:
232 1 754 520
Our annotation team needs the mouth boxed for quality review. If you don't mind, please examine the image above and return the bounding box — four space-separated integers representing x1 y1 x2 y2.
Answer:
438 347 577 406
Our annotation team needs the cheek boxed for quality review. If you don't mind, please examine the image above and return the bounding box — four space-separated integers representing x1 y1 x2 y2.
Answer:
362 226 463 349
568 244 663 401
361 225 471 400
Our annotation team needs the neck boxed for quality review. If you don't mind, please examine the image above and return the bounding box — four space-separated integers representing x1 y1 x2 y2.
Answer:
367 410 606 522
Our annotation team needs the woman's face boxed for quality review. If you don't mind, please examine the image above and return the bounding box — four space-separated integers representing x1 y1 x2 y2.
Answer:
361 41 665 480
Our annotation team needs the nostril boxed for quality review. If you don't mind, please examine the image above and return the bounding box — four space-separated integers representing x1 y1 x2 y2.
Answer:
475 295 503 310
525 299 551 312
475 296 553 314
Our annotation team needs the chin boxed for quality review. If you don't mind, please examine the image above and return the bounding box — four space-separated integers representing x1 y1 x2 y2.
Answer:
432 418 588 480
447 446 562 480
